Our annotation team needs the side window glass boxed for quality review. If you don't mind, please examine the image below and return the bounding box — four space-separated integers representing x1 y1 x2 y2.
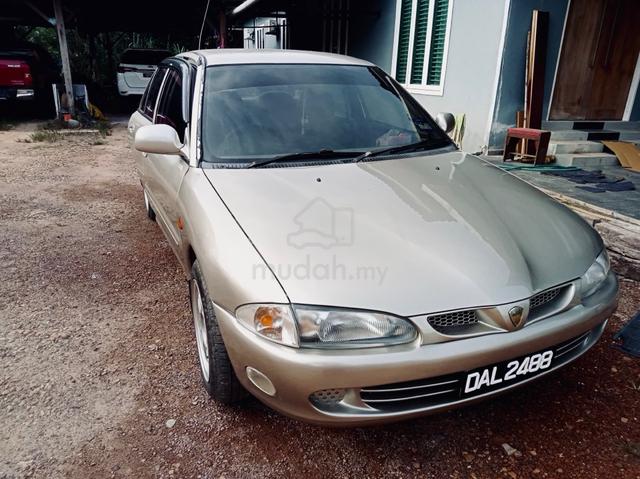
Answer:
155 68 187 143
141 67 166 119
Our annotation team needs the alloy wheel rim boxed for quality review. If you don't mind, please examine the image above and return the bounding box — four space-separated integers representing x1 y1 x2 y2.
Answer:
191 279 210 382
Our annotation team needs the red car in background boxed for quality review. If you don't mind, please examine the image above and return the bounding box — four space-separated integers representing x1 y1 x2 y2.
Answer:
0 45 59 111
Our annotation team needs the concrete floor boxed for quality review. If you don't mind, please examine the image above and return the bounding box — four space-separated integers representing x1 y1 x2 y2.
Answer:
482 156 640 221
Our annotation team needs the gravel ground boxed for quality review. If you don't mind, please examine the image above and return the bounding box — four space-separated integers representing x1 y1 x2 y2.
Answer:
0 124 639 479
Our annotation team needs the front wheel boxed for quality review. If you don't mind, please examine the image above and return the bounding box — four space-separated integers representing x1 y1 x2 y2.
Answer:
190 260 246 404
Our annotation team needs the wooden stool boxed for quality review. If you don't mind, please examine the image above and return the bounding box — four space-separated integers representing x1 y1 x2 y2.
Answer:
502 128 551 165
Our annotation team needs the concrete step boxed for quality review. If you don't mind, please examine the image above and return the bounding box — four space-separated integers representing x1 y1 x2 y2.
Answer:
542 120 640 132
550 130 588 140
618 130 640 141
542 120 575 131
580 129 620 141
554 152 619 167
604 121 640 131
549 140 604 155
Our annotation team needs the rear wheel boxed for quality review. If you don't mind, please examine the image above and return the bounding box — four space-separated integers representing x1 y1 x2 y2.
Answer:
190 260 246 403
143 190 156 221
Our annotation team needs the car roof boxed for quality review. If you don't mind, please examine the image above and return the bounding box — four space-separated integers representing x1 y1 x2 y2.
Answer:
191 49 373 67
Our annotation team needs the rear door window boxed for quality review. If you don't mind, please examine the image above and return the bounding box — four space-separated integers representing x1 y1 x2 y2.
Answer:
139 67 166 119
155 68 187 142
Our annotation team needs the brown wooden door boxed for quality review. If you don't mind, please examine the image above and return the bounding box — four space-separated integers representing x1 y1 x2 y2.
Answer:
550 0 640 120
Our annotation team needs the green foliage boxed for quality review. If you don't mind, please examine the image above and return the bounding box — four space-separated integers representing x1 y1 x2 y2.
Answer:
13 26 192 87
96 121 112 137
30 130 62 143
37 119 66 131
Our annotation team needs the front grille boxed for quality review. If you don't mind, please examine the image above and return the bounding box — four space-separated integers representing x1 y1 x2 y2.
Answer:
309 388 346 406
428 285 570 335
360 374 460 411
530 287 562 310
529 285 570 320
427 309 478 333
555 331 590 359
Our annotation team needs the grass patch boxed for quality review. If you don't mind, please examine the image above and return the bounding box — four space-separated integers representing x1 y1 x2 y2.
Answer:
37 118 112 137
37 119 66 131
29 130 62 143
95 120 113 137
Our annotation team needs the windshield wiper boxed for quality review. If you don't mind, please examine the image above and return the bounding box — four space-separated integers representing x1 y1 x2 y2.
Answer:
352 139 440 163
247 149 364 168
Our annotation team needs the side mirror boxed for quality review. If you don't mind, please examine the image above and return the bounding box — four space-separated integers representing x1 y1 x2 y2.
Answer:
134 124 183 155
435 112 455 134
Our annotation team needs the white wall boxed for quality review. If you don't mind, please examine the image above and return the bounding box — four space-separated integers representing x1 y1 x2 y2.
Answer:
408 0 508 153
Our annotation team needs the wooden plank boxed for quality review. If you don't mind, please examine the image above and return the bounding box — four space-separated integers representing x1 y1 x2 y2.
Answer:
602 140 640 171
525 10 548 155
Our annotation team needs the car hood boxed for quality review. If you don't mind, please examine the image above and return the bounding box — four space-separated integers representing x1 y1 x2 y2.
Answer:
204 152 602 316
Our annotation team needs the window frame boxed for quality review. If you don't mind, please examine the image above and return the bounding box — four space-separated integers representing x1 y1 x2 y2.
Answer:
154 66 188 142
391 0 454 96
149 58 196 163
138 66 168 121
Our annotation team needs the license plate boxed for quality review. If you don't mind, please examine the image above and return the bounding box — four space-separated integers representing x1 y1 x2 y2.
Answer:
463 350 554 397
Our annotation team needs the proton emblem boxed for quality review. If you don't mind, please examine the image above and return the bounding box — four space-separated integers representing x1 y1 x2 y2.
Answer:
508 306 525 328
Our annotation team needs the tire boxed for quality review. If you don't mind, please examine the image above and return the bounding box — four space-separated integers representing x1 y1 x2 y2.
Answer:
143 189 156 221
190 260 246 403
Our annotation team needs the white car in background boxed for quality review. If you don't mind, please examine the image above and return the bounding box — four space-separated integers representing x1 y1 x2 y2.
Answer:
117 48 170 96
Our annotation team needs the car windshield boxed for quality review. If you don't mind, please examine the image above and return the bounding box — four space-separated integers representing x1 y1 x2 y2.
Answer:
201 64 451 164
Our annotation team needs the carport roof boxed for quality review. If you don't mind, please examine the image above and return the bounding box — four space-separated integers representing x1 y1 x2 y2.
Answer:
3 0 254 33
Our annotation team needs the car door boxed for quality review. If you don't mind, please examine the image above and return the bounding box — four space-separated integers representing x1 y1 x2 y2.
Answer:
129 64 166 209
145 65 191 250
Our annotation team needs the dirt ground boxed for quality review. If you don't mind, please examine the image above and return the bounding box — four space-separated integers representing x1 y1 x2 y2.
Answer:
0 124 639 479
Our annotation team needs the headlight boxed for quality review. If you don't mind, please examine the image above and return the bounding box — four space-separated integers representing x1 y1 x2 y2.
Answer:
236 304 299 347
294 306 417 348
235 304 418 349
580 250 610 298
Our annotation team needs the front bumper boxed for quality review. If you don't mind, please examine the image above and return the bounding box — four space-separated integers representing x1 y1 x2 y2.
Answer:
215 272 618 426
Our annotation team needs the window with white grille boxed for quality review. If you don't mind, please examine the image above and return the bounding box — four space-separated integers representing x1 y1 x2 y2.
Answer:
392 0 453 95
